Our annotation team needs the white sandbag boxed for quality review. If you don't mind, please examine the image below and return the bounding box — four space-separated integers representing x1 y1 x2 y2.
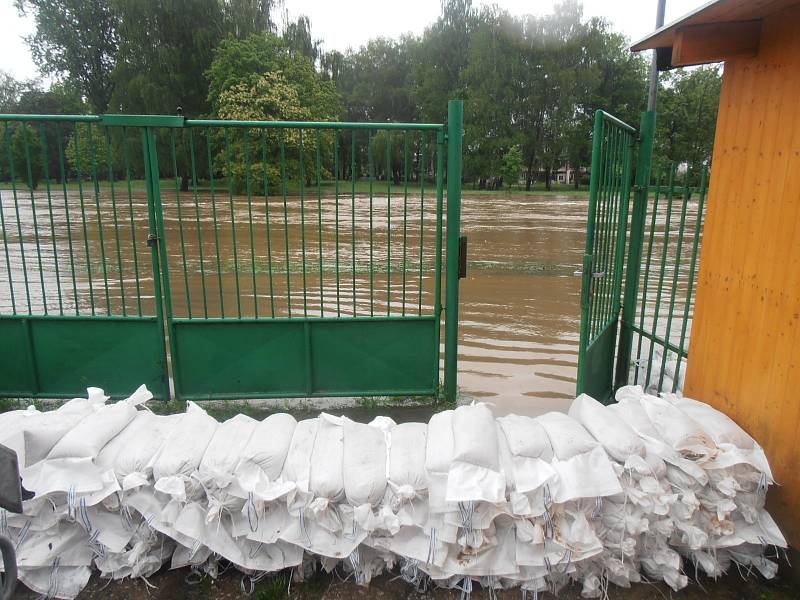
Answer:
496 414 553 461
238 412 297 481
669 396 755 449
309 413 345 501
608 396 663 440
425 410 454 474
198 413 257 487
21 389 108 466
96 412 181 489
0 405 40 467
568 394 645 462
388 423 427 497
451 403 499 470
637 394 715 456
48 385 152 460
17 566 92 600
550 446 623 503
151 401 218 482
280 417 318 487
343 417 387 506
535 411 597 460
446 404 506 503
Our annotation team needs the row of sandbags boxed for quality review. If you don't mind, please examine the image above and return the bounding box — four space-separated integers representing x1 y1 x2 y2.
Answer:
0 384 787 599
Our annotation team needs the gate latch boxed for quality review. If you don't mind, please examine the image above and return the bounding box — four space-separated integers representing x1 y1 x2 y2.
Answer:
147 234 159 248
458 236 468 279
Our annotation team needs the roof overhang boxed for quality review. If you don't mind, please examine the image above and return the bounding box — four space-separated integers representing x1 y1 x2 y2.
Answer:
631 0 799 69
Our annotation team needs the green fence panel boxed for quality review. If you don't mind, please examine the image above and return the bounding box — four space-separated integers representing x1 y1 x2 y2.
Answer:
576 110 636 403
0 110 461 401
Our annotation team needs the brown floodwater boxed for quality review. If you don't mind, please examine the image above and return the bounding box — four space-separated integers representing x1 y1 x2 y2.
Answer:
1 184 700 417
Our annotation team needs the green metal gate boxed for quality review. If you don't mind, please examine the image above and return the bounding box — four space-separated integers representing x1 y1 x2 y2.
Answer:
578 107 710 402
576 110 636 402
0 102 464 401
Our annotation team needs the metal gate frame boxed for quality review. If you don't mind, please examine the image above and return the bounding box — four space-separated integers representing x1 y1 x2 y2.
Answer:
0 102 464 402
576 110 636 402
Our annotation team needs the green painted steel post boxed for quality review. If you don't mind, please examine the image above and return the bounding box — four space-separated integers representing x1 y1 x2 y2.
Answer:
614 110 656 390
141 127 173 401
576 111 605 396
444 100 464 404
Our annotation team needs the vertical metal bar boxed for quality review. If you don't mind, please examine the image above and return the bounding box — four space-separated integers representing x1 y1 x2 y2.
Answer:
368 129 374 316
418 133 426 316
633 165 664 385
171 130 191 318
316 129 324 316
21 124 48 313
206 128 225 317
280 130 291 317
576 111 605 394
351 131 357 316
142 127 172 400
673 168 708 391
299 129 308 317
601 127 624 331
261 131 275 318
615 110 656 389
334 130 340 317
386 129 392 316
243 129 258 318
39 123 63 315
86 124 111 315
188 129 208 318
72 122 95 314
5 123 32 314
610 131 634 329
590 123 613 337
0 126 16 314
433 130 444 367
121 128 143 316
587 121 609 339
55 124 79 315
595 124 618 337
105 127 126 317
657 174 691 392
587 120 609 339
402 131 409 316
224 129 242 318
444 100 464 403
645 164 677 387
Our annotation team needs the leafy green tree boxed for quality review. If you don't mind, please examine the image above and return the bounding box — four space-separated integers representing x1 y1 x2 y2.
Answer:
64 123 109 179
110 0 223 117
655 66 722 178
0 71 38 113
208 34 339 192
10 124 43 189
501 145 524 189
221 0 274 38
16 0 118 112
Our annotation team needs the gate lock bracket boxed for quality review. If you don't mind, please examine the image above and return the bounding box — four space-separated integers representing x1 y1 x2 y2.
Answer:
147 234 159 248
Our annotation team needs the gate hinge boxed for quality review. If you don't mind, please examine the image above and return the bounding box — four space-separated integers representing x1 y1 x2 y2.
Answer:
147 233 159 248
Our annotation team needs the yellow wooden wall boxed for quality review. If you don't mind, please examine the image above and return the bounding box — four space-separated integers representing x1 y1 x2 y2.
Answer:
684 3 800 547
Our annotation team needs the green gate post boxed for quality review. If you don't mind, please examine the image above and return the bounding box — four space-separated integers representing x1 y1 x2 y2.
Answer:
141 127 173 401
444 100 464 404
614 110 656 390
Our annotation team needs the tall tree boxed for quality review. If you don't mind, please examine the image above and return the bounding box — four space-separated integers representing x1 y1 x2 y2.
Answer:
110 0 225 116
16 0 118 112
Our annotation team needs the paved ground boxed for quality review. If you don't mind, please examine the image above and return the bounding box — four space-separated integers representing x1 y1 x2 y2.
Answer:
12 560 800 600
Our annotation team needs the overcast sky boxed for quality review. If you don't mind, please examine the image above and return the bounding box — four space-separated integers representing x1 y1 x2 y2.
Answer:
1 0 707 83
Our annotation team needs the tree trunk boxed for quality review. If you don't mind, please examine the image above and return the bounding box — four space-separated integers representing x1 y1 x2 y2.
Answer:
574 165 580 189
180 173 190 192
545 166 552 192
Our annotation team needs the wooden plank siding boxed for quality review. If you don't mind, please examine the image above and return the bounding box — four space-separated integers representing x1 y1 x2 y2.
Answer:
684 4 800 546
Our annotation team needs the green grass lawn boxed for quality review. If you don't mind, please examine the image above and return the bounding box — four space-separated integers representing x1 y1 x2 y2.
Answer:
1 177 591 198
